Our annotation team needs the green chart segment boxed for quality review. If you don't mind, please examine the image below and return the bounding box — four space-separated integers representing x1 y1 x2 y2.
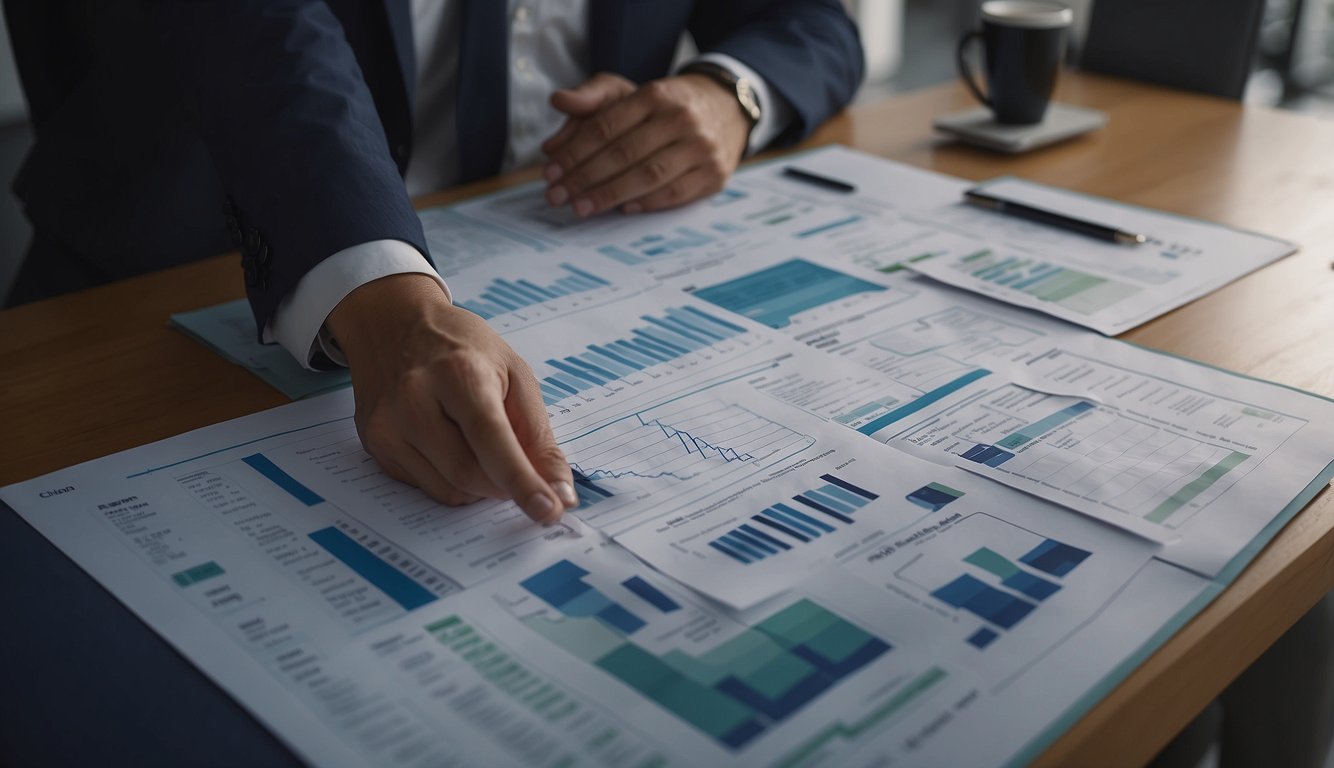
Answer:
426 615 668 768
518 559 892 750
1145 450 1250 523
771 666 949 768
956 249 1141 315
694 258 887 330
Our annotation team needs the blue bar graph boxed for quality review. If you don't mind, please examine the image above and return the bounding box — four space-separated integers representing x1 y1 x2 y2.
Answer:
708 474 877 564
540 306 747 405
521 559 647 634
243 453 324 506
693 259 886 329
308 527 436 611
457 263 611 320
622 576 681 613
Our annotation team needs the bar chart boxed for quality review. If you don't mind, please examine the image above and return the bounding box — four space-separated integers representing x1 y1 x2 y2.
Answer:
515 558 892 750
953 396 1254 525
538 305 750 406
708 474 879 565
455 263 613 320
933 541 1086 649
945 249 1141 316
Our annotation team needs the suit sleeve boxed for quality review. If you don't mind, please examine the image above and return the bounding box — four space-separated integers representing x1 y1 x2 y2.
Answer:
145 0 429 336
688 0 864 146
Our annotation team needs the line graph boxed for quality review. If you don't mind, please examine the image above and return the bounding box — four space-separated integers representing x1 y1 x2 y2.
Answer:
563 399 816 489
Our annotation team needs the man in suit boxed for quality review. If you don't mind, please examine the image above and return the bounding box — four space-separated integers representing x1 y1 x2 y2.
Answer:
6 1 863 525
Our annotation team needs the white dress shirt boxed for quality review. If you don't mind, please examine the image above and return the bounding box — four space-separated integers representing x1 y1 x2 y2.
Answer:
267 0 794 369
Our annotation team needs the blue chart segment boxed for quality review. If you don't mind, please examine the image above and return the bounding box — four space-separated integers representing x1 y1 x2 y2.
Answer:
622 576 681 613
564 399 815 487
905 482 965 512
308 527 437 611
1020 539 1092 577
693 258 886 329
521 559 647 634
518 563 891 751
933 574 1035 630
856 369 991 436
710 474 879 565
961 400 1097 467
598 224 740 266
930 535 1091 650
539 305 748 405
572 468 615 509
243 453 324 506
457 263 610 320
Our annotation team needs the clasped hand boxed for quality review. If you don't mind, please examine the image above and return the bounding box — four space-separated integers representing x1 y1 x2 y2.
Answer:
542 72 750 218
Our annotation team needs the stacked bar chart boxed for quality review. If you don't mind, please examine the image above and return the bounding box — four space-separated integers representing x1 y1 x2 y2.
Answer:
539 306 749 405
516 562 892 750
456 263 611 320
930 536 1091 650
709 474 879 565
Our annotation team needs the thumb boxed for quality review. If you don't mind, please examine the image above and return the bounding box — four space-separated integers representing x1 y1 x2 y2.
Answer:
506 367 579 511
550 72 635 117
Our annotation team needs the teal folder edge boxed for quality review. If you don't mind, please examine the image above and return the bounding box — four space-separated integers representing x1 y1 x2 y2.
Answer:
169 300 351 401
1006 342 1334 767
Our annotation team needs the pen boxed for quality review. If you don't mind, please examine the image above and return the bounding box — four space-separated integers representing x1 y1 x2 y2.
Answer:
782 166 856 193
963 189 1147 245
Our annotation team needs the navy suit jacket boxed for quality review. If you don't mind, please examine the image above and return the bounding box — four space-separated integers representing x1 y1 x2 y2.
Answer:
9 1 863 332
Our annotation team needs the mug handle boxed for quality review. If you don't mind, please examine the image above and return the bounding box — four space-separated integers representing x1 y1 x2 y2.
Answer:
956 31 991 108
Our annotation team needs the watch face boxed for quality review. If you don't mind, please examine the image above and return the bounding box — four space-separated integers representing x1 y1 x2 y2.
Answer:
737 79 762 125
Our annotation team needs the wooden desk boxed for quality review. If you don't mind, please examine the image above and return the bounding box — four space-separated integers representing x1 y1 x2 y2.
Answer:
2 72 1332 766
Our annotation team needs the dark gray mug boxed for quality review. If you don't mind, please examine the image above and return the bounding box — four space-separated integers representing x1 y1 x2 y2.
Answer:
957 1 1073 125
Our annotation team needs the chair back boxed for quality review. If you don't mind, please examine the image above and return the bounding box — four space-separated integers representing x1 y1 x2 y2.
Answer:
1079 0 1265 99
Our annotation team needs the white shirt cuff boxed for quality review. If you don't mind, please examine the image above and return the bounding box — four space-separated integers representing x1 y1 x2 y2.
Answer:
692 52 796 155
264 239 450 370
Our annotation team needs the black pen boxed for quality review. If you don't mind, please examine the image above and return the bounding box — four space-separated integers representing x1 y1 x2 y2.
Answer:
783 166 856 193
963 188 1147 245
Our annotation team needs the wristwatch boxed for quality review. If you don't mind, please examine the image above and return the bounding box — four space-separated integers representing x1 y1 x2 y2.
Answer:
680 61 762 134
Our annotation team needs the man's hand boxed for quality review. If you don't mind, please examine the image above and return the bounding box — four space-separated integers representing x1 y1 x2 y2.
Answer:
541 71 750 218
326 274 578 524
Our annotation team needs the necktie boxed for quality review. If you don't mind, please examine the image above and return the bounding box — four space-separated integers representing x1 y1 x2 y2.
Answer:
456 0 509 182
